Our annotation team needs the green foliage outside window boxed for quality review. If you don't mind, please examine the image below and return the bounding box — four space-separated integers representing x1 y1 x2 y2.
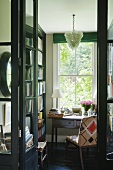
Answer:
59 43 93 109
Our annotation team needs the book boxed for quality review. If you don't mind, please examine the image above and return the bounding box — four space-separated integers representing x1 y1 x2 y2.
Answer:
49 108 58 112
38 96 43 112
49 108 60 114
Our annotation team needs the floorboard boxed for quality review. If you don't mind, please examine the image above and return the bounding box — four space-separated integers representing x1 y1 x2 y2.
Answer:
43 142 97 170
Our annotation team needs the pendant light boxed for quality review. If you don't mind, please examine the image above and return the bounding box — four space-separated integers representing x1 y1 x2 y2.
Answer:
64 14 83 50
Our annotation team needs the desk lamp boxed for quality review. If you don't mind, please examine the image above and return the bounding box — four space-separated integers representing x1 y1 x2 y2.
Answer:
51 89 63 109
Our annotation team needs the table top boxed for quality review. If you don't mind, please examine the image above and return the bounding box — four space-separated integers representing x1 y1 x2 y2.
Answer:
63 115 87 120
48 113 88 120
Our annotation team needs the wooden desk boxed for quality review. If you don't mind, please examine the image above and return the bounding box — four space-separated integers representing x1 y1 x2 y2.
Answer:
48 115 85 143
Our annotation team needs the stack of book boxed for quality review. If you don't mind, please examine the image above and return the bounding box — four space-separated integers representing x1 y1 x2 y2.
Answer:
25 126 33 149
49 108 59 113
48 108 63 118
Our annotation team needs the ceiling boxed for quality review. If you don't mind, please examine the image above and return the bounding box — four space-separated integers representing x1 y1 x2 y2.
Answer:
38 0 97 34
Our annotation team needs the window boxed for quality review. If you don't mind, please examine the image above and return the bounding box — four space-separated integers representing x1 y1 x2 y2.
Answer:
58 42 95 109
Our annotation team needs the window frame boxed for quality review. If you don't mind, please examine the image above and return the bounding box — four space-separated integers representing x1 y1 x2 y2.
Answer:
52 42 97 109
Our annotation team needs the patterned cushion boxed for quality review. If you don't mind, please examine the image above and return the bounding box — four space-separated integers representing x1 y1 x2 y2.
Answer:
66 116 97 147
66 135 79 146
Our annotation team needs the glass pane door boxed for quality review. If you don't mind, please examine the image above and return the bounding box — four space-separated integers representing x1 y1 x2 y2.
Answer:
19 0 38 169
0 0 19 169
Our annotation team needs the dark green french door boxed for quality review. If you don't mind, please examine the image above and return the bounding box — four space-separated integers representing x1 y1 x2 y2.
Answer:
0 0 38 169
98 0 113 169
19 0 38 169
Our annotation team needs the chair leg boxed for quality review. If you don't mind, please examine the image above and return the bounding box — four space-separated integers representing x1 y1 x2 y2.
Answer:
79 147 84 170
65 140 69 159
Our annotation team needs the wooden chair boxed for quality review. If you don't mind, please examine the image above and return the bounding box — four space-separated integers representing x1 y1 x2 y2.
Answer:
66 116 97 170
38 141 48 170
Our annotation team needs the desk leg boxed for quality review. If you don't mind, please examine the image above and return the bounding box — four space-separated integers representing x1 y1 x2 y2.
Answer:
52 122 54 143
55 128 57 143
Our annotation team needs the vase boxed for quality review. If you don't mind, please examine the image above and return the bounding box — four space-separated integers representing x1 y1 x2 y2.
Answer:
83 109 89 116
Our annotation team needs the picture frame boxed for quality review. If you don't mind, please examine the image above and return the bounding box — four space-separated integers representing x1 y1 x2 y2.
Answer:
4 103 11 126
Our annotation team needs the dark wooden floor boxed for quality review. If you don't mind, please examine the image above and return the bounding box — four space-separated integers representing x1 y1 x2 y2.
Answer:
43 142 97 170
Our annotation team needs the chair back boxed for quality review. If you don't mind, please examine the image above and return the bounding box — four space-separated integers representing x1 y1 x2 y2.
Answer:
78 116 97 147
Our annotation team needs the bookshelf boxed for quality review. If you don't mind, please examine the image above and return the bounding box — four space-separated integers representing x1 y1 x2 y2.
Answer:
38 26 46 142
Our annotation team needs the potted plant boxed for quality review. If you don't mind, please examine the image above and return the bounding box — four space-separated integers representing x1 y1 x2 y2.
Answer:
80 100 93 116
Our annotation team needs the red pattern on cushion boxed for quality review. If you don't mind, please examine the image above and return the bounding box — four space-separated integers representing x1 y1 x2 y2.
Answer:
87 121 97 134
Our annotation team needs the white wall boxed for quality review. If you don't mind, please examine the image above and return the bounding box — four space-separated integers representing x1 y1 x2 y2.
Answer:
0 0 11 42
46 34 53 141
